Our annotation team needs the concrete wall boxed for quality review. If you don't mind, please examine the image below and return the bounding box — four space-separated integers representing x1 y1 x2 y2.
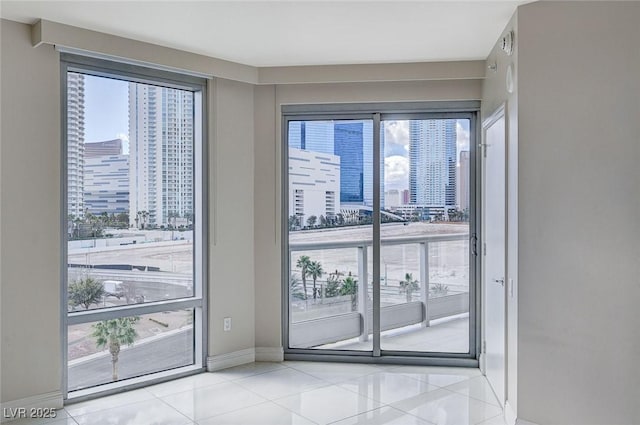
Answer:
514 3 640 424
0 20 62 404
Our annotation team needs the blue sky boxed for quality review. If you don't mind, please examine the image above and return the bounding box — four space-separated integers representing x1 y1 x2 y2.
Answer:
82 74 470 192
84 74 128 148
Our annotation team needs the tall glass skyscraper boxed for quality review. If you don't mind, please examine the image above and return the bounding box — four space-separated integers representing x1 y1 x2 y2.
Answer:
335 123 364 203
409 120 457 207
129 83 194 227
288 120 383 207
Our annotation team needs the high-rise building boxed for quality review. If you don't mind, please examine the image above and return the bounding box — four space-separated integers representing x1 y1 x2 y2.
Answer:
409 120 457 207
402 189 410 205
385 189 401 208
457 150 470 211
289 121 334 153
67 72 85 218
129 83 194 227
288 120 383 207
288 148 340 224
335 123 364 203
85 138 123 158
84 139 129 215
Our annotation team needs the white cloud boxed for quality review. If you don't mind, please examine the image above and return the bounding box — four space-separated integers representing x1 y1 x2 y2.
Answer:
117 132 130 155
456 121 470 152
385 120 409 146
384 155 409 191
384 120 409 156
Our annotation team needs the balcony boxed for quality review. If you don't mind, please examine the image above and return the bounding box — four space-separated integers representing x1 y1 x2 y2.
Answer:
289 225 470 353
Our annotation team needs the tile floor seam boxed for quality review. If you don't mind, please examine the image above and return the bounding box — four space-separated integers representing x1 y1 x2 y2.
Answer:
160 381 270 422
478 412 507 425
152 392 198 424
190 400 274 424
324 404 391 425
283 362 382 383
326 404 439 425
221 363 288 381
152 378 232 400
231 369 335 402
68 397 193 425
64 393 154 418
205 398 321 425
441 378 501 407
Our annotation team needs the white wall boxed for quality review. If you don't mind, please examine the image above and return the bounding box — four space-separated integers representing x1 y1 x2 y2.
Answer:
515 3 640 424
0 20 62 404
208 77 255 357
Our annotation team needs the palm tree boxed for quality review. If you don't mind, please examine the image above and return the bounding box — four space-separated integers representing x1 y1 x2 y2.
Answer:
289 275 304 301
296 255 312 300
307 261 324 300
92 317 140 381
68 277 105 310
399 273 420 303
141 211 149 229
340 275 358 311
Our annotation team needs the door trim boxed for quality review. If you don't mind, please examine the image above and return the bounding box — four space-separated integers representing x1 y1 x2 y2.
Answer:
480 102 508 402
281 102 481 365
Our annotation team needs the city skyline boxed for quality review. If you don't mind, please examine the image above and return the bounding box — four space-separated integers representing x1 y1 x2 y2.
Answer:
66 73 195 228
80 77 472 199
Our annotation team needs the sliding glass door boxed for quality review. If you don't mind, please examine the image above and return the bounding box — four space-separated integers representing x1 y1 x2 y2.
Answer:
284 105 477 362
62 55 207 397
287 118 374 352
379 117 472 355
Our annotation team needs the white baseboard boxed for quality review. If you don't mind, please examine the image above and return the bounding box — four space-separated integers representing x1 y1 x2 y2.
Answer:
206 348 255 372
505 400 517 425
255 346 284 362
1 391 63 423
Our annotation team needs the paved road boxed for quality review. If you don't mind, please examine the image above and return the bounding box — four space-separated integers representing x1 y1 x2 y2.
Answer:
68 328 194 391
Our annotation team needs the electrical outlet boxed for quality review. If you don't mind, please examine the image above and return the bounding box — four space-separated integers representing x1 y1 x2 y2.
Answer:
223 317 232 331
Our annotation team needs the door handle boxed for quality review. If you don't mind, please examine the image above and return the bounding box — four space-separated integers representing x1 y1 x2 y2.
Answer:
492 278 505 287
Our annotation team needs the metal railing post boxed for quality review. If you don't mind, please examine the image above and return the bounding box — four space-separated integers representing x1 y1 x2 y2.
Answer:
357 245 369 342
420 241 430 327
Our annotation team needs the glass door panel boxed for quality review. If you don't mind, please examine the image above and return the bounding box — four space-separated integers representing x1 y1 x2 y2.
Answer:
380 119 471 353
287 119 373 351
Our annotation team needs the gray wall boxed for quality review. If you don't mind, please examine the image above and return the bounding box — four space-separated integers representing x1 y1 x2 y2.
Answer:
209 78 255 357
515 3 640 424
483 3 640 423
0 20 62 404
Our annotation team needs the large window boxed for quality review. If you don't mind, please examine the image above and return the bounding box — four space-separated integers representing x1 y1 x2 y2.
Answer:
284 104 477 363
62 55 206 397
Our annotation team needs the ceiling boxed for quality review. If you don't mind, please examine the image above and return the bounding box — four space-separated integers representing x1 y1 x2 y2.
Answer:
0 1 531 67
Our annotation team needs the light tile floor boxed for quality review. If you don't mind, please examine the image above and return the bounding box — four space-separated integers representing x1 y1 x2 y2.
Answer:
11 362 507 425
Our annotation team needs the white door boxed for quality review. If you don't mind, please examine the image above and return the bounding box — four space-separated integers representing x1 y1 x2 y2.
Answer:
482 107 507 406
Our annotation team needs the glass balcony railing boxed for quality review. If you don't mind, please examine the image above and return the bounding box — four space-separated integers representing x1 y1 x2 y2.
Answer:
289 232 470 353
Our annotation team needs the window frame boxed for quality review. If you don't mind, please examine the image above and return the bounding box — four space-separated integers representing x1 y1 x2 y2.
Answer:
281 101 480 366
60 53 208 401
